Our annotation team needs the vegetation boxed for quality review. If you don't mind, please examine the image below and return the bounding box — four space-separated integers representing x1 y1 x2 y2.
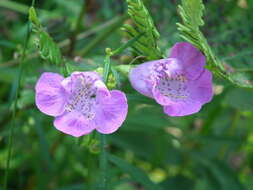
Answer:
1 0 253 189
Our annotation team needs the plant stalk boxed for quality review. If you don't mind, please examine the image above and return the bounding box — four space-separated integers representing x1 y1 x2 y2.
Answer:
3 1 35 189
99 134 107 190
68 0 86 56
3 12 32 190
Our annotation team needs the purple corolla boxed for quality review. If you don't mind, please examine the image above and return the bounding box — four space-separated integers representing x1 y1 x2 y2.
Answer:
35 71 128 137
129 42 213 116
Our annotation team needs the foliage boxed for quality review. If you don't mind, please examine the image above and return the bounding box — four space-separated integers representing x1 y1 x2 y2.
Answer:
123 0 163 60
177 0 253 88
29 7 62 65
1 0 253 190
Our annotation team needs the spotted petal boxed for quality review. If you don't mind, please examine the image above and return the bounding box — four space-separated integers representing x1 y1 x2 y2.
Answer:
64 71 101 94
163 69 212 116
152 82 173 106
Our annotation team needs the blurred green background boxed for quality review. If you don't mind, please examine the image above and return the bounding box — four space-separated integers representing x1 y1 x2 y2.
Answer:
1 0 253 189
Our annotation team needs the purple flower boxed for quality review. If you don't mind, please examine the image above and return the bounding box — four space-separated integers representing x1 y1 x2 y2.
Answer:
35 71 128 137
129 42 213 116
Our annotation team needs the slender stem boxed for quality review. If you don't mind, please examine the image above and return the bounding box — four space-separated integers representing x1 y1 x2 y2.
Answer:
60 59 68 77
87 149 94 190
77 15 127 56
3 1 34 189
0 0 30 14
99 134 107 190
68 0 86 56
2 15 126 68
98 46 113 190
3 16 32 190
0 0 51 16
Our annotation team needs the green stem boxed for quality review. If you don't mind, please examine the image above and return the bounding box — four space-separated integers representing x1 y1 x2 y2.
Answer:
2 16 127 68
68 0 86 56
3 17 31 190
77 14 128 56
87 147 95 190
0 0 50 16
3 1 34 189
60 59 68 77
99 134 107 190
0 0 29 14
98 46 113 190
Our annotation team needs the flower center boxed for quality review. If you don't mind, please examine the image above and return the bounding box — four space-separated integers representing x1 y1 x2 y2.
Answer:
152 59 189 101
157 75 189 101
66 75 97 120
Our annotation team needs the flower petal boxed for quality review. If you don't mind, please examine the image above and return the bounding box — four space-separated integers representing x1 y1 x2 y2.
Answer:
54 111 95 137
163 99 202 117
169 42 205 79
35 72 66 116
188 69 213 104
71 71 101 83
95 90 128 134
64 71 102 93
35 72 64 92
152 83 173 106
129 61 157 98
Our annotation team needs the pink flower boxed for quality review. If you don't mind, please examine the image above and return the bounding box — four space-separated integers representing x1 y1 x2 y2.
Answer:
129 42 213 116
35 71 128 137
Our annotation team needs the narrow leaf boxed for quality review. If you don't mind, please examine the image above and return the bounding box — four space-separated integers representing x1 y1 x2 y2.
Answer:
177 0 253 88
29 7 62 65
123 0 163 60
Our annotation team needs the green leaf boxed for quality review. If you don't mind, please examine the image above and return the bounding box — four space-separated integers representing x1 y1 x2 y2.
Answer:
29 7 40 27
37 31 62 65
103 54 111 83
179 0 204 28
109 154 163 190
29 7 62 65
123 0 163 60
177 0 225 75
228 71 253 88
177 0 253 88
